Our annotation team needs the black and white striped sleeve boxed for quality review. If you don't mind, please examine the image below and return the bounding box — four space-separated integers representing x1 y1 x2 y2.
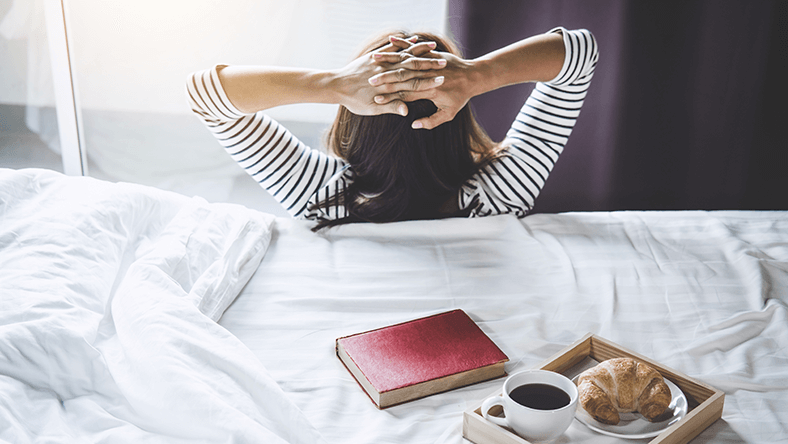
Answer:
186 65 346 218
459 27 598 218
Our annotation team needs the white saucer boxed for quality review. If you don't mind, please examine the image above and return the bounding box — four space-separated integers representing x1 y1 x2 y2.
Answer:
572 377 688 439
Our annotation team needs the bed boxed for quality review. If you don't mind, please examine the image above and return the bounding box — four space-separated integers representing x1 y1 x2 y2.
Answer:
1 167 786 443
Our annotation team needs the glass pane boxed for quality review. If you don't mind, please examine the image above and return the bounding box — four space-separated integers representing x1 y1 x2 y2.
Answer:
66 0 446 215
0 0 63 173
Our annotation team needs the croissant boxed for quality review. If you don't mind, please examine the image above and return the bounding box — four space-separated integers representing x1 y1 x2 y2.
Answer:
576 358 672 425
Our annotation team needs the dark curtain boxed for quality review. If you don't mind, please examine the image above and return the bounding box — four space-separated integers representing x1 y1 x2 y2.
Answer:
447 0 787 213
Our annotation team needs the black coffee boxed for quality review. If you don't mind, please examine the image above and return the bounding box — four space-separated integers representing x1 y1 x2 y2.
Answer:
509 383 571 410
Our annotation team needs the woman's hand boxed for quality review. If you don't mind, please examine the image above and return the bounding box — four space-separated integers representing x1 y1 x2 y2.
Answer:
215 36 454 117
369 32 566 130
368 48 479 130
332 37 447 117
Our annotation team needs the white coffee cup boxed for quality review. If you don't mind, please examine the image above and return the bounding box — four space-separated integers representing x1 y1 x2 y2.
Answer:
481 370 578 442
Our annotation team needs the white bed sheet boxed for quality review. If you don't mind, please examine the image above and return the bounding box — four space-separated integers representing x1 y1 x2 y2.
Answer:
1 168 786 443
220 211 788 444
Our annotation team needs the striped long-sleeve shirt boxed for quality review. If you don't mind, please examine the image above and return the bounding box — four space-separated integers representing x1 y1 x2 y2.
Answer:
187 27 598 222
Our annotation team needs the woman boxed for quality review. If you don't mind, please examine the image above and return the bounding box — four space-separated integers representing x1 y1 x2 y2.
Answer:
187 27 597 230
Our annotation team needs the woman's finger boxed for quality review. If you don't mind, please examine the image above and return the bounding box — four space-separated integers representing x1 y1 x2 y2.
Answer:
372 51 443 65
405 41 437 57
398 75 444 93
389 35 419 49
387 37 438 57
371 52 413 64
377 35 417 53
376 42 399 53
373 87 438 105
412 109 452 130
376 99 410 117
374 91 430 106
370 54 445 71
401 57 446 71
371 99 409 117
369 66 445 86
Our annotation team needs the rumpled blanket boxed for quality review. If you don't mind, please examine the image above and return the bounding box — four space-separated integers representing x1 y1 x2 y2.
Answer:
0 168 324 443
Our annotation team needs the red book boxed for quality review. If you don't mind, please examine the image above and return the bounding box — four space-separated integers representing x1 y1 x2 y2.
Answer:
336 310 509 408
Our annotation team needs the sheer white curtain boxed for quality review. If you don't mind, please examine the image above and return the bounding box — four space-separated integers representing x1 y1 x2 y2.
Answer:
0 0 60 155
1 0 447 203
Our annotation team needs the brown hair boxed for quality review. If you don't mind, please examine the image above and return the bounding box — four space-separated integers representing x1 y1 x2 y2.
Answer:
310 30 500 231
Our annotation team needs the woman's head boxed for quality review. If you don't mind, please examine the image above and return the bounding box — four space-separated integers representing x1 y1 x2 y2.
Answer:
312 30 498 230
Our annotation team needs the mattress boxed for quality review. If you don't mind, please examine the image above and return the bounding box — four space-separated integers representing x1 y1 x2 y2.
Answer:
1 168 786 443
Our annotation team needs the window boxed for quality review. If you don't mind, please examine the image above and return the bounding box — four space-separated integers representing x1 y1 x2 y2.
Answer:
1 0 446 213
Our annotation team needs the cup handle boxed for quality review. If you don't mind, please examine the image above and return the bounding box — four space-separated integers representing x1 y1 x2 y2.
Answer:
481 396 509 428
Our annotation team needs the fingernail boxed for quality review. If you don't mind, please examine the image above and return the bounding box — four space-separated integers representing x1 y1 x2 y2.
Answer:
412 121 423 129
368 77 379 85
373 53 383 59
398 104 407 116
437 59 447 66
374 96 384 103
434 76 444 84
427 42 437 49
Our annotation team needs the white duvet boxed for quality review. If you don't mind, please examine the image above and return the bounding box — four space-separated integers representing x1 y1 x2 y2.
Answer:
0 169 322 443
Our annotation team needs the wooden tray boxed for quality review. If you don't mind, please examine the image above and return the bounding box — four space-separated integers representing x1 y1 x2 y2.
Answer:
462 333 724 444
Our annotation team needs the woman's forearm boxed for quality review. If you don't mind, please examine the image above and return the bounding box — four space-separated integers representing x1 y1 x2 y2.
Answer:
212 32 565 124
369 30 567 130
214 38 445 116
216 65 341 114
468 31 565 98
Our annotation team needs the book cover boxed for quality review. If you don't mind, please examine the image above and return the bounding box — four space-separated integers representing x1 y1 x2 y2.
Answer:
336 309 509 408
